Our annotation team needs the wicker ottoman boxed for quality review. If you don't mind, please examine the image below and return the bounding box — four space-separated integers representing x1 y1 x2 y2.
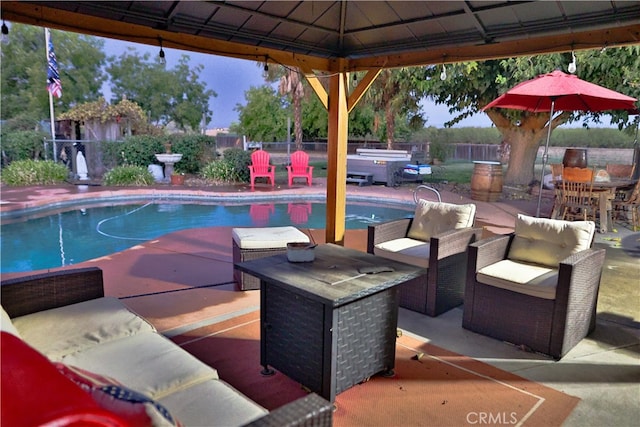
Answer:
232 226 310 290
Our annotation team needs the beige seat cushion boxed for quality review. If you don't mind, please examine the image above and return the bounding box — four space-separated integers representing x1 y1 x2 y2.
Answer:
477 259 559 299
160 379 268 427
373 237 430 268
62 332 218 399
232 226 309 249
12 297 156 360
508 214 595 268
407 200 476 242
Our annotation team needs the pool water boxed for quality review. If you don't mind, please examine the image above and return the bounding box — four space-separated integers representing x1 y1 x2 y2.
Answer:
1 201 412 273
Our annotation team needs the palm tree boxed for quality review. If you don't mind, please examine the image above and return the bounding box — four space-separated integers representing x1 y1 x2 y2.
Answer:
279 68 304 150
365 68 425 149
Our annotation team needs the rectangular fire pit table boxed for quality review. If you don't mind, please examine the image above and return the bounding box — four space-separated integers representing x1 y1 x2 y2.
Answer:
235 243 426 402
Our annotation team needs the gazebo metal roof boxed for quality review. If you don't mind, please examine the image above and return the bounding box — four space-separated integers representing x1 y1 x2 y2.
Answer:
2 1 639 244
3 1 639 71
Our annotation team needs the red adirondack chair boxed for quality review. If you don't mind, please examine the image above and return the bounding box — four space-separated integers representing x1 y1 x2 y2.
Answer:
248 149 276 190
287 150 313 186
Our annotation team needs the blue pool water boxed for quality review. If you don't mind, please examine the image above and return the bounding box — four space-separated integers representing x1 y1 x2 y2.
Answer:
0 201 412 273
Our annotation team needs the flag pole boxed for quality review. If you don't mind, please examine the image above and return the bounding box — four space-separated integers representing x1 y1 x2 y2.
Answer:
48 85 57 162
45 28 57 162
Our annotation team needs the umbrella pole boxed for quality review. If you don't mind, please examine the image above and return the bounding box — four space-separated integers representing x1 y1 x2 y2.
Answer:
633 116 639 180
536 100 555 217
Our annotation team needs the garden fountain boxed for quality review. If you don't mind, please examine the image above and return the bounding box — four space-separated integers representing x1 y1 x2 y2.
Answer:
155 143 182 183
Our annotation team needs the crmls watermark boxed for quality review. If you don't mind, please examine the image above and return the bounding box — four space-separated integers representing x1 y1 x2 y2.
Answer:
466 412 519 425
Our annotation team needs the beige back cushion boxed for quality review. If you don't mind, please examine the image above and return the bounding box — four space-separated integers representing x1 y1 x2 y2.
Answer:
407 200 476 241
508 214 595 268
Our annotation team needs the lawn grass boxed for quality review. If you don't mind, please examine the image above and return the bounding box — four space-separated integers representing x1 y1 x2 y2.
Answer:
275 159 585 186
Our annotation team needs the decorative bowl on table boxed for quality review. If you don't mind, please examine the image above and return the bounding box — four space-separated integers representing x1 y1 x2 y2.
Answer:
287 242 316 262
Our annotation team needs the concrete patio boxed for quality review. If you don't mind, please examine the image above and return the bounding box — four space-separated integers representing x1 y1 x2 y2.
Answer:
1 178 638 426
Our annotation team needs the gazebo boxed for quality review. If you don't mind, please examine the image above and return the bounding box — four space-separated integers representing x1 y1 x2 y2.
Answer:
3 0 639 243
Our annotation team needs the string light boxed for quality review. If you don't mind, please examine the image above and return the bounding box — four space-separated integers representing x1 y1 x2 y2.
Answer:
440 64 447 81
568 50 576 74
352 72 358 85
158 37 166 65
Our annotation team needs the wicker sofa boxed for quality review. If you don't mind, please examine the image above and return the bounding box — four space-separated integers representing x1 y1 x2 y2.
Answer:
0 267 333 427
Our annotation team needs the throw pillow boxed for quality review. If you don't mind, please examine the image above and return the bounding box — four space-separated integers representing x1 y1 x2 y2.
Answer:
1 305 21 337
508 214 595 268
54 363 182 427
407 199 476 241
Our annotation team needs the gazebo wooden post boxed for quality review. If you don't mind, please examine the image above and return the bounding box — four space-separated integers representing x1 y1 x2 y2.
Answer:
325 73 349 245
303 67 382 245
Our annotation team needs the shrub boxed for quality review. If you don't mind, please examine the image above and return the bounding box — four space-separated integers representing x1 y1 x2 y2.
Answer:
102 165 154 186
170 134 217 174
118 135 166 167
201 160 236 183
1 160 69 185
0 130 49 163
201 148 251 182
429 140 454 162
101 134 216 174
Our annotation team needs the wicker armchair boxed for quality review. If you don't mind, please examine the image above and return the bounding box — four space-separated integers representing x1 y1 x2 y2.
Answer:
367 199 482 317
463 214 606 359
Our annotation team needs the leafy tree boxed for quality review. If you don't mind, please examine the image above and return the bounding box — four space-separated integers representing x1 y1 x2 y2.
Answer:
241 67 405 143
347 102 376 139
106 49 215 131
0 24 106 129
301 94 328 140
298 80 378 141
58 98 151 136
365 68 426 148
421 47 640 185
233 86 287 142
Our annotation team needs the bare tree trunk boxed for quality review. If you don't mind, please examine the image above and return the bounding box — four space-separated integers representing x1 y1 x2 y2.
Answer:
487 110 570 186
385 104 395 149
504 132 541 185
294 91 303 150
280 68 304 151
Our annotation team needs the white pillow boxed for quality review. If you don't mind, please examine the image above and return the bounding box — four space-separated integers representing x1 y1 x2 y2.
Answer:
1 306 21 337
508 214 595 268
407 199 476 241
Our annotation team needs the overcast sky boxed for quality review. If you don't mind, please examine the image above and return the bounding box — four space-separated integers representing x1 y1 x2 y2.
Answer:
100 37 494 129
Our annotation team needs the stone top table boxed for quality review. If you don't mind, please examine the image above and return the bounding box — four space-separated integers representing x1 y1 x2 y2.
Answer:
235 243 426 402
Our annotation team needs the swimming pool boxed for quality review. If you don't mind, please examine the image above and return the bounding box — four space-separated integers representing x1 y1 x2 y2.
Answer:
1 201 413 273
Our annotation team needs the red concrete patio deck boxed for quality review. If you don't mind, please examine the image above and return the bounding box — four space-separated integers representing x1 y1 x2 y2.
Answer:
1 179 638 426
0 178 546 334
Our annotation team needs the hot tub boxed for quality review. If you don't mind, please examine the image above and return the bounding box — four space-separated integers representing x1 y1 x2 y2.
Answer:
347 149 425 186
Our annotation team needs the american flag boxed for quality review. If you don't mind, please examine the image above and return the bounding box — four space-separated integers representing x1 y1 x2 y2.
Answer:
46 28 62 98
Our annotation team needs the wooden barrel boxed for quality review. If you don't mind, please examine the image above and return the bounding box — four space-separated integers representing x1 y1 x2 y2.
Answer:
562 148 588 168
471 161 503 202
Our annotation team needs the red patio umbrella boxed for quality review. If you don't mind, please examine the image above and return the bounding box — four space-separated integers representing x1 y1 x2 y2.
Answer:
483 70 638 217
